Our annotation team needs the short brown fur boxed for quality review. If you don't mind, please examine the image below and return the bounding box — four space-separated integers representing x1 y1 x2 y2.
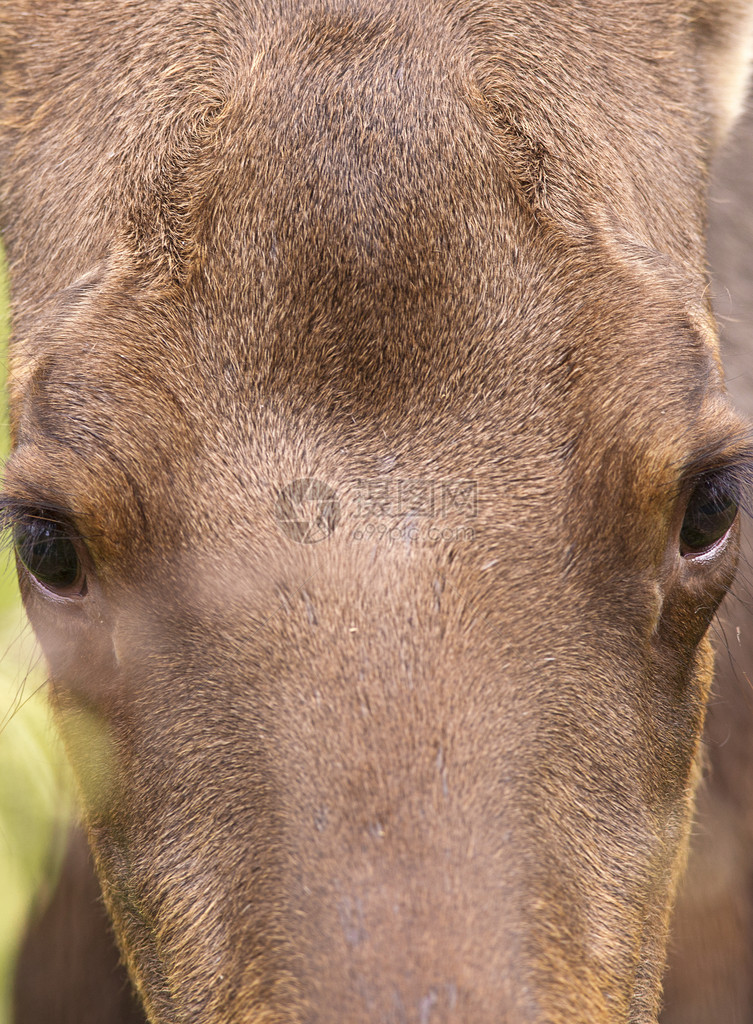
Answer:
2 2 753 1022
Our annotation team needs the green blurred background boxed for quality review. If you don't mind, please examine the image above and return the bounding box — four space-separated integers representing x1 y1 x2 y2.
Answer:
0 252 73 1024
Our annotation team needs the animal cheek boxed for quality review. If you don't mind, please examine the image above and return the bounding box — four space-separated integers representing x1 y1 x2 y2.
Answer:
690 634 715 704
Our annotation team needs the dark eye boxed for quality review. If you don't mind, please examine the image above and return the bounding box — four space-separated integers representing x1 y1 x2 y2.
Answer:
13 515 85 596
680 476 739 558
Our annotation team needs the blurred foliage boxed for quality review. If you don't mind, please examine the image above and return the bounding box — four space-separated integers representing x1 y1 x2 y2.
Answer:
0 249 74 1024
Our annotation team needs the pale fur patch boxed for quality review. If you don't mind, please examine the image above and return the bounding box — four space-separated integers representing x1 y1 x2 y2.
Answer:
711 9 753 140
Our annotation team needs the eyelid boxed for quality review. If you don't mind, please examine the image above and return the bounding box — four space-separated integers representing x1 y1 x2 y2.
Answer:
679 459 753 516
682 531 734 563
0 494 82 536
678 432 753 495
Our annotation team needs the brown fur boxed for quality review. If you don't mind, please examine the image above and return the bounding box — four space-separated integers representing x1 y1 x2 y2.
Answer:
2 2 753 1022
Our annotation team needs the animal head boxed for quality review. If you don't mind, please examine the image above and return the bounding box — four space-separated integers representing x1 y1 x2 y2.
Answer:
1 2 752 1021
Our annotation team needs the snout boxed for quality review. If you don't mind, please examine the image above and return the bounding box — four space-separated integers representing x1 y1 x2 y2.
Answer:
277 721 667 1024
59 530 692 1024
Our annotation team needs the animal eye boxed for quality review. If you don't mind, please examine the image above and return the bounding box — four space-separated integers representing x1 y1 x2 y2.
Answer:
13 515 85 596
680 475 739 559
